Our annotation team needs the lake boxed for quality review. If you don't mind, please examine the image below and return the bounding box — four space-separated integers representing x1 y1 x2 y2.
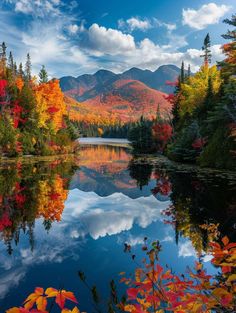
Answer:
0 143 236 312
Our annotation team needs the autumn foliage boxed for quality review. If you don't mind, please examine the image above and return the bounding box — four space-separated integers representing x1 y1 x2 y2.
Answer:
0 43 78 157
6 234 236 313
120 236 236 313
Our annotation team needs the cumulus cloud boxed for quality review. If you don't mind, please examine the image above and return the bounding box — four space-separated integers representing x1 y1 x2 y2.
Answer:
87 23 135 55
64 189 170 239
182 2 231 30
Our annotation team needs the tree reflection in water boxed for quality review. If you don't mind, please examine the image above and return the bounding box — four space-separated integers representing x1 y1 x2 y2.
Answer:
0 159 78 254
128 157 236 255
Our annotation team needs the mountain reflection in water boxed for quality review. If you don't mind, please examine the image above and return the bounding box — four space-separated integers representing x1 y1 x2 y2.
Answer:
0 145 235 312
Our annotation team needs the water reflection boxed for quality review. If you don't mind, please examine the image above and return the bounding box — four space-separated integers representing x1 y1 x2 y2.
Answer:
0 146 235 312
0 158 78 254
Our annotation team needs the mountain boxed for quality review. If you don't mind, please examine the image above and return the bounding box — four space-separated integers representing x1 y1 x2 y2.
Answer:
121 65 180 93
60 65 181 95
61 65 180 122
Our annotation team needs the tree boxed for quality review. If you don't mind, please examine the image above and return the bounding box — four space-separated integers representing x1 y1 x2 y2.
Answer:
220 14 236 80
187 64 191 78
25 53 32 82
200 33 212 66
180 61 185 83
128 116 154 153
18 62 24 78
0 42 7 76
39 65 48 83
8 52 14 71
34 79 67 131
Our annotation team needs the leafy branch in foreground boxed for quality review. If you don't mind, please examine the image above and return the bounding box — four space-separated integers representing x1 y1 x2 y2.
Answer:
121 236 236 313
6 235 236 313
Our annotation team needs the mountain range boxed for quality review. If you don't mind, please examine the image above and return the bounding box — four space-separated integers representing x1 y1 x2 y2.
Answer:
60 65 181 122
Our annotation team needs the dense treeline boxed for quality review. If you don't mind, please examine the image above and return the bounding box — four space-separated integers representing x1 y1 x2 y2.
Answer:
128 15 236 170
0 44 78 157
72 120 137 138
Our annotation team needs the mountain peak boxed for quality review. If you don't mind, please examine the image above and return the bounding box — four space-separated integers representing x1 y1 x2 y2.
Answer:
60 64 181 95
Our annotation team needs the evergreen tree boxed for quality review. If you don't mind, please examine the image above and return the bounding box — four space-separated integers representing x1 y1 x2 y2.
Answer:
187 64 191 78
180 61 185 83
39 65 48 83
128 116 154 153
25 53 32 82
0 42 7 75
8 51 14 71
13 62 17 76
18 62 24 78
171 76 181 129
219 15 236 80
200 33 212 65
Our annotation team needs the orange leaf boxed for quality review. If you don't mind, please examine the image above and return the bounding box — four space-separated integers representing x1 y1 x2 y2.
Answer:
24 287 46 310
222 236 229 246
36 296 47 311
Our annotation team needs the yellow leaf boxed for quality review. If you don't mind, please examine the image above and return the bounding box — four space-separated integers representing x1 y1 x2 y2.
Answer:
227 274 236 283
124 304 135 312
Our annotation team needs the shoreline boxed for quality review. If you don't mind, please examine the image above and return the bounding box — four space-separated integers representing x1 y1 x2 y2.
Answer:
130 154 236 179
0 139 235 178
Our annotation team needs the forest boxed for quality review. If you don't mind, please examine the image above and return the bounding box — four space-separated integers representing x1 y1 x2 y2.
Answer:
0 47 78 157
128 15 236 170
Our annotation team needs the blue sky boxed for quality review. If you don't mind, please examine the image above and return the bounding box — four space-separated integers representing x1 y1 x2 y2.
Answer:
0 0 235 77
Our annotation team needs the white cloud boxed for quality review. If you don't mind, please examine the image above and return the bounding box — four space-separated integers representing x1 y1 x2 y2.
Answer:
68 24 79 34
64 190 170 240
119 17 152 32
182 3 231 30
14 0 61 16
153 19 177 32
202 254 213 263
178 241 196 258
87 23 135 56
119 17 176 33
161 235 174 243
15 0 33 14
0 268 26 299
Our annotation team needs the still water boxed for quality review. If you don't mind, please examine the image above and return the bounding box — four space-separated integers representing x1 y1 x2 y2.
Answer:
0 144 235 312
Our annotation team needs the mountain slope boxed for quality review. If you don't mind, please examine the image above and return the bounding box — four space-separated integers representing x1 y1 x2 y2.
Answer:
60 65 181 95
61 65 178 122
121 65 181 93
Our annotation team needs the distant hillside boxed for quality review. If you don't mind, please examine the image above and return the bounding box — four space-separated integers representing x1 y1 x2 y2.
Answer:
60 65 181 95
61 65 179 122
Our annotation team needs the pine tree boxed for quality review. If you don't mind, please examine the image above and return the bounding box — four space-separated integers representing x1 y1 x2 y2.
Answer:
8 51 14 71
222 14 236 39
187 64 191 78
39 65 48 83
180 61 185 83
19 62 24 78
0 42 7 76
13 62 17 76
219 15 236 80
171 76 182 130
200 33 212 66
25 53 32 82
